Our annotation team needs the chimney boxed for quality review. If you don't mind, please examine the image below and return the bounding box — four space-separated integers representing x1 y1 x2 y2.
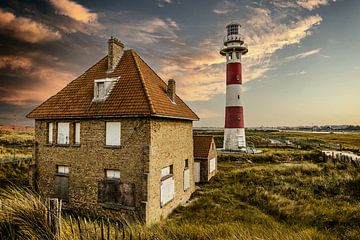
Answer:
108 36 124 72
167 79 176 102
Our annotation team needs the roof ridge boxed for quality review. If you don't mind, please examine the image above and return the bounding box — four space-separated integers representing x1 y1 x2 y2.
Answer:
131 50 199 120
130 50 155 114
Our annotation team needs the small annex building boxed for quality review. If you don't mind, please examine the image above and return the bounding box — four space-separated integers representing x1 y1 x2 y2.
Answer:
27 37 199 224
193 136 217 183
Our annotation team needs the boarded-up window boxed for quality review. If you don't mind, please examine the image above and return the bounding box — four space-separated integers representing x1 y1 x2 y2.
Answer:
209 158 216 173
98 171 135 209
160 177 174 206
48 123 53 144
160 165 174 206
57 122 70 144
74 123 80 144
54 165 69 201
105 122 121 146
183 168 190 191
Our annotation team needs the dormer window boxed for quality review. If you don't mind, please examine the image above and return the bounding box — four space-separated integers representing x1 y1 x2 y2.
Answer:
93 77 119 101
96 82 105 99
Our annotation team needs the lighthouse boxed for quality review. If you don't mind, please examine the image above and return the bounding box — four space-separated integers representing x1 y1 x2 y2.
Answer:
220 22 248 151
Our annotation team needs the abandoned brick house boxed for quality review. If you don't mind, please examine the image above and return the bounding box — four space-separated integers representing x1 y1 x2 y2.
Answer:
193 136 217 183
26 37 199 224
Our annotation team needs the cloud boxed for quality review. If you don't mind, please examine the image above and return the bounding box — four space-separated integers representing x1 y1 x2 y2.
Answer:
0 9 61 43
50 0 97 23
297 0 334 10
0 55 76 105
117 17 180 44
287 71 307 76
0 56 32 70
285 48 321 61
157 0 172 8
213 0 238 15
153 7 323 102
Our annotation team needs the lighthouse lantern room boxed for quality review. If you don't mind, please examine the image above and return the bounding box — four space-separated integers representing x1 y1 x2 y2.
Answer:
220 22 248 151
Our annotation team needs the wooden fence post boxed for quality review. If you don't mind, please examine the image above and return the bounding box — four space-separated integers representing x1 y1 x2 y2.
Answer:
101 218 105 240
107 218 110 240
115 222 119 240
48 198 61 239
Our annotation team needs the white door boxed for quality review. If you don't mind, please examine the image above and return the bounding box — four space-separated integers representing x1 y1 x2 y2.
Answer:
194 162 200 183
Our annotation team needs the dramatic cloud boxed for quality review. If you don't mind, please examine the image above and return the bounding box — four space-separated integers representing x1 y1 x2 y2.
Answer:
297 0 333 10
0 9 61 43
154 6 323 101
0 56 32 70
0 55 76 105
50 0 97 23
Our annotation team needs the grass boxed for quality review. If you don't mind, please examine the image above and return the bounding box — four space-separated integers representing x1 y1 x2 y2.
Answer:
0 129 33 160
0 160 358 239
0 128 359 239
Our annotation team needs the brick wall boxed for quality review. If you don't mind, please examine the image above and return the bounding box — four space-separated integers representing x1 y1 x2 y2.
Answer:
146 119 195 224
34 117 194 223
35 118 150 220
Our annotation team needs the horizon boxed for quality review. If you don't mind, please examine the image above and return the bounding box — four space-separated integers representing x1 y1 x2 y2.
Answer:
0 0 359 127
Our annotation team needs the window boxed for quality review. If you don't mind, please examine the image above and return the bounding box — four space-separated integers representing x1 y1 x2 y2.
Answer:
48 122 53 144
160 165 174 206
183 160 190 191
93 77 119 101
96 82 105 98
227 24 238 35
105 169 120 179
57 122 70 144
228 53 232 61
209 158 216 173
98 170 135 209
74 122 80 144
105 122 121 146
54 165 69 201
236 52 240 59
57 165 69 174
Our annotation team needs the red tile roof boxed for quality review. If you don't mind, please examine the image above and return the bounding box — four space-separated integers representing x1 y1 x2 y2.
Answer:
27 50 199 121
193 136 214 158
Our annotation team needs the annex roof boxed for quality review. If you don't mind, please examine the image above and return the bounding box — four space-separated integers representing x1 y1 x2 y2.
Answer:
193 135 214 158
27 50 199 121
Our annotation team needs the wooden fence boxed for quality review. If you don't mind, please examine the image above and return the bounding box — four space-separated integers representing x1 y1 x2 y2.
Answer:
322 150 360 167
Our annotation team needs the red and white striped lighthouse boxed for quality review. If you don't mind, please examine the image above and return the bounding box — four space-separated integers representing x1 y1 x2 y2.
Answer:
220 22 248 151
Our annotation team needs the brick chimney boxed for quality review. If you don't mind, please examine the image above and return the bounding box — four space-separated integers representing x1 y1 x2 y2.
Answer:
108 36 124 72
167 79 176 102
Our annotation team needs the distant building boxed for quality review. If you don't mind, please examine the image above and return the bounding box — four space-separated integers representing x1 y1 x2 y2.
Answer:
27 37 199 224
193 136 217 183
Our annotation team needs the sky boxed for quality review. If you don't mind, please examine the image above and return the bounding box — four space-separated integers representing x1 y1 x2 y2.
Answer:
0 0 359 127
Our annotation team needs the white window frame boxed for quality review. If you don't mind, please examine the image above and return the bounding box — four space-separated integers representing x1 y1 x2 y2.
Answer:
209 158 216 173
160 165 174 207
105 169 120 179
48 122 53 144
105 122 121 146
74 122 80 144
57 165 69 175
57 122 70 145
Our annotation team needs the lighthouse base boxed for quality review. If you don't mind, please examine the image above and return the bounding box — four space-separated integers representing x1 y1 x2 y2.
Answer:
223 128 246 151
